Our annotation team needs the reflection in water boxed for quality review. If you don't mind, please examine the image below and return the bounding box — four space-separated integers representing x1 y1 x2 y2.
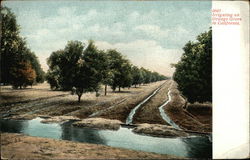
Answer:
182 136 212 158
60 121 107 145
0 119 28 133
0 118 212 158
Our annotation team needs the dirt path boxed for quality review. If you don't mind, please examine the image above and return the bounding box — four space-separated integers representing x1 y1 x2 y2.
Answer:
1 133 178 159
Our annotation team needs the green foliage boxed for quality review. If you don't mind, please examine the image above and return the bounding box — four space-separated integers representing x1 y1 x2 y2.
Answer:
139 67 167 84
131 66 143 87
46 69 60 90
173 28 212 103
107 49 133 91
47 40 109 102
47 40 166 102
0 7 45 86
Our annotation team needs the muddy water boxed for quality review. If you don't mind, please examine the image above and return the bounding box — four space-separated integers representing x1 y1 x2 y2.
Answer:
0 118 211 158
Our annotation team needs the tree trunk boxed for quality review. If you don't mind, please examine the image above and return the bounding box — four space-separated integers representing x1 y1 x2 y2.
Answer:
78 94 82 103
134 84 137 88
119 86 121 92
104 84 107 96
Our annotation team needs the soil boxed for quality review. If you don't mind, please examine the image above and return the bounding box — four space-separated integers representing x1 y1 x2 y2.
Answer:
94 81 166 122
40 116 80 123
0 81 212 133
186 103 212 129
72 118 122 130
0 80 212 158
133 81 171 125
0 81 164 121
0 133 179 159
164 82 212 133
133 123 189 137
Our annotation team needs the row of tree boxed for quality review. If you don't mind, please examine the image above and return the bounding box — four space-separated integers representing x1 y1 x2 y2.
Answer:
173 28 212 103
46 40 167 102
1 7 45 88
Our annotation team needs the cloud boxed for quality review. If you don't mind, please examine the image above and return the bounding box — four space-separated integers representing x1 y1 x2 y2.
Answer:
7 3 210 74
134 24 169 39
96 40 183 76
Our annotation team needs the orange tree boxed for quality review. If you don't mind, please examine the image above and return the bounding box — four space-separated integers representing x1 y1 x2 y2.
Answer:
10 61 36 89
1 7 44 85
173 28 212 103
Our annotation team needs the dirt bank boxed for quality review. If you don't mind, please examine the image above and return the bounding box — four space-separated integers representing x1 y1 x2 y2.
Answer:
1 133 178 159
165 82 212 133
93 81 166 122
0 80 211 133
0 81 165 121
72 118 122 130
186 103 212 129
133 81 171 125
41 116 80 123
133 123 189 137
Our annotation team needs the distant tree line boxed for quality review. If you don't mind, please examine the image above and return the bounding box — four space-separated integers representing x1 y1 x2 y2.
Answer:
173 28 212 103
1 7 45 88
46 40 167 102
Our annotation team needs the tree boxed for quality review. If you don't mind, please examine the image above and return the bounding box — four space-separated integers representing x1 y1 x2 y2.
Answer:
1 7 45 86
1 7 21 84
47 40 108 102
173 28 212 103
141 68 152 84
107 49 132 92
10 61 36 89
131 66 143 87
46 69 60 90
82 41 109 95
26 51 45 83
47 41 85 101
47 40 167 101
98 51 113 96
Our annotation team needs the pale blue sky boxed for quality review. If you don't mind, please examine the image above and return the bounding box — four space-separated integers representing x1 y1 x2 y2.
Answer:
3 1 211 76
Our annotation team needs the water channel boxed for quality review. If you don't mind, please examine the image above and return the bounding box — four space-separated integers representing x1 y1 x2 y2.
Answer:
126 87 161 124
0 117 212 158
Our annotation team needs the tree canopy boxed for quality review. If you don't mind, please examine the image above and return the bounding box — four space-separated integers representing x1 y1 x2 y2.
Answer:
47 40 167 102
1 7 45 87
173 28 212 103
47 40 109 102
10 61 36 89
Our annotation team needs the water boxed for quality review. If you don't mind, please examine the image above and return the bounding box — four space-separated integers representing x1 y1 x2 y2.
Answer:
0 118 212 158
126 87 161 124
159 89 181 129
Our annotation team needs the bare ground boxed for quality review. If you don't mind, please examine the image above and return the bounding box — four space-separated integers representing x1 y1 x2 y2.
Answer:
133 81 171 125
1 133 178 159
0 81 165 121
186 103 212 130
72 118 122 130
0 80 212 132
133 123 189 137
164 82 212 133
93 81 166 122
0 80 212 158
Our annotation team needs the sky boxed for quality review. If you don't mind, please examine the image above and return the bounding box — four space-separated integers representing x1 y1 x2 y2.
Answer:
3 0 211 76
